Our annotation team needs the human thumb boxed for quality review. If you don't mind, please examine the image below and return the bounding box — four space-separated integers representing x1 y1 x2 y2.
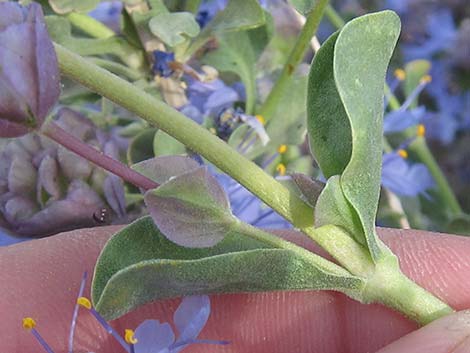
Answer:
377 310 470 353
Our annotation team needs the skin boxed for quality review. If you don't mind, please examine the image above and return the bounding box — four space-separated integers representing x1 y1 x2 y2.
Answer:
1 227 470 353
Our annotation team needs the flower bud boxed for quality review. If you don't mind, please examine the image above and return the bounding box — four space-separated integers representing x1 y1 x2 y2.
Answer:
0 2 60 137
0 108 130 236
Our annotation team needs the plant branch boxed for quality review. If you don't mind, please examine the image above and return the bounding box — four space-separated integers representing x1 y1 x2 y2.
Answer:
54 43 314 228
41 120 159 191
54 43 454 324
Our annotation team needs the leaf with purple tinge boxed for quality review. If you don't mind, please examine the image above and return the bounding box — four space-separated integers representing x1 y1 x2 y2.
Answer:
144 167 235 248
132 156 200 185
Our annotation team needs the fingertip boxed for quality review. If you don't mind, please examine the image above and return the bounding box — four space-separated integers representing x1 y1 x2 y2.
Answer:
376 310 470 353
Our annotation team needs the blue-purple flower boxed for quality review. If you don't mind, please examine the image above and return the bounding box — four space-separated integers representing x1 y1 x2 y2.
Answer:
216 173 291 228
0 2 60 137
0 108 127 236
152 51 176 78
381 151 435 197
133 296 228 353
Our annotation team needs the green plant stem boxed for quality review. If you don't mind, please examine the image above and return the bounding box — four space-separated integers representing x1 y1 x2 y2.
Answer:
67 13 115 39
235 222 353 277
54 43 313 228
309 225 453 325
258 0 330 121
410 137 462 215
89 58 144 81
325 5 463 217
54 43 453 325
362 254 454 325
324 4 345 27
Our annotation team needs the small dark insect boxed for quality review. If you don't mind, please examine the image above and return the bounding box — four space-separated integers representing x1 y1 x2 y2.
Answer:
93 208 108 224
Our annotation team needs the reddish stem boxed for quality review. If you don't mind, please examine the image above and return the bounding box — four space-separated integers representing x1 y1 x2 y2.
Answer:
42 121 159 190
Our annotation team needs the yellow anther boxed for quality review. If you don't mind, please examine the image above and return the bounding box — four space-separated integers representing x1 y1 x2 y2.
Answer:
22 317 36 330
255 115 265 125
276 163 286 176
209 127 217 135
77 296 92 309
417 124 426 137
420 74 432 84
125 329 138 344
394 69 406 81
277 144 287 154
397 149 408 159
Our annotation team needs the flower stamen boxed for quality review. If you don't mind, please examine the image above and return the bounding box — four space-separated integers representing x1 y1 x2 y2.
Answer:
22 317 56 353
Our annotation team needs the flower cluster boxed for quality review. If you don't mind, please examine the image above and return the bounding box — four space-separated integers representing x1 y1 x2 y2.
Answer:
0 108 128 236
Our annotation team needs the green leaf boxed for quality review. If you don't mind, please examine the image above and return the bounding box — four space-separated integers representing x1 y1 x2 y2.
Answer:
203 16 272 114
307 11 401 261
183 0 265 59
131 155 200 184
288 0 316 15
144 167 236 247
49 0 99 14
149 12 200 47
209 0 265 33
307 32 351 178
314 176 364 243
153 130 187 156
92 216 364 320
127 128 157 164
45 16 144 69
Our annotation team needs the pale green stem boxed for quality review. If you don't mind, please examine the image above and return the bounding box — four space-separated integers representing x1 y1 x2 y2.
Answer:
258 0 330 121
235 222 354 277
307 225 453 325
54 44 453 325
67 12 115 39
410 137 462 215
89 58 144 81
324 4 345 28
54 43 314 228
325 5 463 217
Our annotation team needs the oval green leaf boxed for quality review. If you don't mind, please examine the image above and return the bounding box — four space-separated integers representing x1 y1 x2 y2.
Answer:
92 216 364 320
307 11 401 261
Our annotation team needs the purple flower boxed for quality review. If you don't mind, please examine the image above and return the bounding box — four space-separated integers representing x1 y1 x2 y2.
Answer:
195 0 227 28
134 296 228 353
152 51 176 77
402 10 456 61
216 173 291 228
383 106 426 134
381 152 435 197
0 108 127 236
88 1 123 32
0 2 60 137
